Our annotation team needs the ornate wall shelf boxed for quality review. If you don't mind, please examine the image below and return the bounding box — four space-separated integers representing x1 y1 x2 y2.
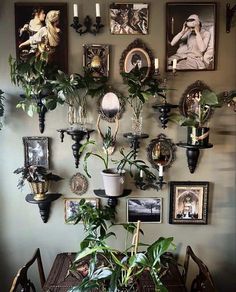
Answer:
152 103 178 129
177 143 213 174
93 189 132 207
123 133 149 158
25 193 61 223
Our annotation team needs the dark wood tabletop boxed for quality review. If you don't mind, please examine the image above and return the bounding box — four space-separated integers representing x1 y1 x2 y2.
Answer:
43 252 187 292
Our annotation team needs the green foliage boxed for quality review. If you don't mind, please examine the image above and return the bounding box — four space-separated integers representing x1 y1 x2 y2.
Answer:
0 90 5 130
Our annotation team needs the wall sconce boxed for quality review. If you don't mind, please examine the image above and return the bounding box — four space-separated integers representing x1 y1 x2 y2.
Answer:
226 3 236 33
71 3 104 35
135 171 166 192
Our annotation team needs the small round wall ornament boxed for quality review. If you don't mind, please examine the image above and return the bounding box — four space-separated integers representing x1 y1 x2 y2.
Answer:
70 173 88 196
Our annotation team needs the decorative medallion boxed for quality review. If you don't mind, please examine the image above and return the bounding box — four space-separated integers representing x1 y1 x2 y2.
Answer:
70 173 88 196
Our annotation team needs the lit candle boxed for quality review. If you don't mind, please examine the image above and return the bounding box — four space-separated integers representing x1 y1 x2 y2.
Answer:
140 169 143 178
154 58 159 70
158 164 163 177
73 4 78 17
96 3 100 17
172 59 177 71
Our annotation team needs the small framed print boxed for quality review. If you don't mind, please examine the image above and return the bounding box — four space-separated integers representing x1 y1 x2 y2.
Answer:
64 198 99 224
83 44 109 78
166 2 216 71
110 3 149 35
70 173 88 196
169 181 209 224
23 136 49 168
127 198 162 223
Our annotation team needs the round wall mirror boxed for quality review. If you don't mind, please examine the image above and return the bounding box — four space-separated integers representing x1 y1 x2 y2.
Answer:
147 133 176 170
98 89 125 123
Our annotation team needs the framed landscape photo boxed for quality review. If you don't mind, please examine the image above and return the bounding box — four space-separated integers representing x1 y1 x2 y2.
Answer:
169 181 209 224
110 3 149 35
127 198 162 223
15 2 68 71
83 44 109 78
64 198 99 224
166 2 216 71
23 136 49 168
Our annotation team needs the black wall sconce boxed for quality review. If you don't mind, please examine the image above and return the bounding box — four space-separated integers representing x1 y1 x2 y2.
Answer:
71 3 104 35
226 3 236 33
135 174 166 191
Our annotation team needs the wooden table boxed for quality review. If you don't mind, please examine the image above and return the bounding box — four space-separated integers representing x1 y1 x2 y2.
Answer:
43 253 187 292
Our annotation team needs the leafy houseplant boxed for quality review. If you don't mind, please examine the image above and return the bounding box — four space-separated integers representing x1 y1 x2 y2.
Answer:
68 199 175 292
0 90 5 130
14 165 63 200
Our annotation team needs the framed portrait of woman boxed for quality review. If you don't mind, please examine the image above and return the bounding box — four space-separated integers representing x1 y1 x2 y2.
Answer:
166 2 217 72
15 3 68 72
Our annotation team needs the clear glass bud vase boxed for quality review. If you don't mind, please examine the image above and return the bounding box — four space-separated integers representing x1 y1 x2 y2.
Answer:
131 113 143 136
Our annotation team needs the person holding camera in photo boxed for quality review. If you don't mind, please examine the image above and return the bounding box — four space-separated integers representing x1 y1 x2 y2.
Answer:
168 14 212 70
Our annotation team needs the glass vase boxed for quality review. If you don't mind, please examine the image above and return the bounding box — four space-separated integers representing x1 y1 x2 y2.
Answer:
131 114 143 136
68 105 87 130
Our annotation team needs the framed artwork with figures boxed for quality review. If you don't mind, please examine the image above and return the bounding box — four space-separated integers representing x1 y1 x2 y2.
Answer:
15 2 68 71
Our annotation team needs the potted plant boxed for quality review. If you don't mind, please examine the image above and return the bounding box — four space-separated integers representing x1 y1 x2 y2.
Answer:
81 138 156 197
14 165 63 200
67 199 175 292
9 53 63 132
0 90 5 131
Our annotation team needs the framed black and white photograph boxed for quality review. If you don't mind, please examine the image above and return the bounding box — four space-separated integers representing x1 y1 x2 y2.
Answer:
120 39 154 79
69 172 88 196
23 136 49 168
166 2 216 71
64 198 99 224
110 3 149 35
15 2 68 71
83 44 109 78
169 181 209 224
127 198 162 223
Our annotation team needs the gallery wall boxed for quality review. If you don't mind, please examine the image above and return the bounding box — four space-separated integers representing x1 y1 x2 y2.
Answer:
0 0 235 290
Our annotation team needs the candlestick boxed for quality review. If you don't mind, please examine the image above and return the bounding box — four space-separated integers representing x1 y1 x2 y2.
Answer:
154 58 159 70
158 164 163 176
73 4 78 17
96 3 100 17
172 58 177 71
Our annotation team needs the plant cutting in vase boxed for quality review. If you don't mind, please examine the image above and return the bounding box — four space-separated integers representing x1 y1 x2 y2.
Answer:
0 89 5 130
67 199 175 292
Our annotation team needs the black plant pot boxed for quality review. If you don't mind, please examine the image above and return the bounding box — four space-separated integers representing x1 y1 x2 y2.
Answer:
187 127 210 146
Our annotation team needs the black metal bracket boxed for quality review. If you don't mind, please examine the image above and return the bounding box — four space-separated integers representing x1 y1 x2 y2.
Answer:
25 193 61 223
71 16 104 35
94 189 132 208
226 3 236 33
123 133 149 158
153 103 178 129
135 176 166 191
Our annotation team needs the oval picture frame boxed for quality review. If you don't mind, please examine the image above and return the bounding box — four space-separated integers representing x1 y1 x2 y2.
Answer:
70 173 88 196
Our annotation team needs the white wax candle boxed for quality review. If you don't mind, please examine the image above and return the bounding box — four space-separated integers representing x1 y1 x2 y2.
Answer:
158 164 163 176
172 59 177 70
73 4 78 17
154 58 159 70
140 169 143 178
96 3 100 17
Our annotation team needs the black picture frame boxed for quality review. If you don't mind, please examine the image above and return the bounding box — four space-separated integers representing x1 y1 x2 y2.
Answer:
15 2 68 72
166 2 217 71
169 181 209 224
23 136 49 168
110 3 149 35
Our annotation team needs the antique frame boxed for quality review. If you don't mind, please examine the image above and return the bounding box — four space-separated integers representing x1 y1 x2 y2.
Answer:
83 44 109 78
23 136 49 168
166 2 217 71
127 198 162 223
110 3 149 35
120 39 154 78
179 80 213 122
97 88 125 123
169 181 209 224
64 198 99 224
147 133 176 171
69 173 88 196
15 2 68 72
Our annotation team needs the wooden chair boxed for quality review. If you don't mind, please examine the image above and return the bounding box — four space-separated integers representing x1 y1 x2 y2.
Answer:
10 248 46 292
183 245 216 292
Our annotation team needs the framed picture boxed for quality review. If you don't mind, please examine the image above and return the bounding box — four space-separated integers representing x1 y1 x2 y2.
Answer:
83 44 109 78
120 39 154 78
64 198 99 224
23 136 49 168
110 3 149 35
127 198 162 223
166 2 216 71
169 181 209 224
69 172 88 196
15 2 68 72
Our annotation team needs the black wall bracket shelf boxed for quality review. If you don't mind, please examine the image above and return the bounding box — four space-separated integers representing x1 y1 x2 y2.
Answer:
93 189 132 208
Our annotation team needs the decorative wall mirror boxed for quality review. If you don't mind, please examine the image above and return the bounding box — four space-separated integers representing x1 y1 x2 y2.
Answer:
179 80 213 123
147 133 176 171
98 88 125 123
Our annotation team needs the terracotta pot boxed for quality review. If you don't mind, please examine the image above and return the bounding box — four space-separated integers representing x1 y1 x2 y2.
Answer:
187 127 210 146
29 181 49 201
101 169 125 197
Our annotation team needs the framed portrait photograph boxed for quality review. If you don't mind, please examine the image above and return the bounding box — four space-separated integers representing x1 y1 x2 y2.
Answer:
15 2 68 71
110 3 149 35
69 172 88 196
127 198 162 223
166 2 217 71
120 39 154 78
23 136 49 168
64 198 99 224
83 44 109 78
169 181 209 224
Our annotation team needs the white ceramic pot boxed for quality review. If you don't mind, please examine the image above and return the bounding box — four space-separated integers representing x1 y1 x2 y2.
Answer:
101 168 125 197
